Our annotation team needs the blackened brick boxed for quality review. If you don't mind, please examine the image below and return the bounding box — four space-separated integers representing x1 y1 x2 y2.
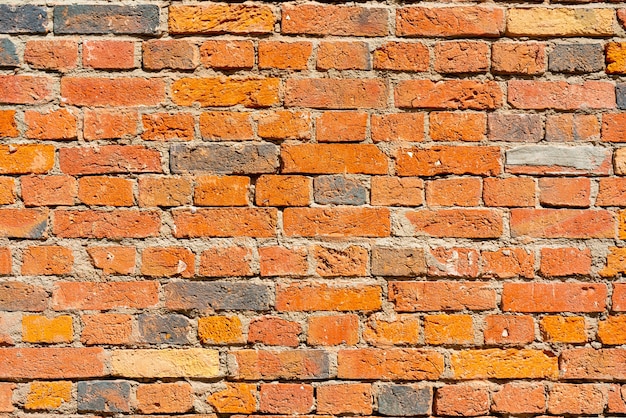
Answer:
0 5 47 34
548 44 603 74
377 385 432 416
170 144 279 174
314 175 367 205
77 381 131 413
488 113 543 142
617 83 626 110
137 314 191 345
54 5 159 35
164 282 271 311
0 39 18 67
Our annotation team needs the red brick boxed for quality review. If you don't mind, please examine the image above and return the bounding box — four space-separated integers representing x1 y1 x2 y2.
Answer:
87 246 135 276
141 247 194 278
259 41 312 70
172 208 276 238
276 282 382 312
548 384 606 415
371 177 424 207
83 109 138 140
0 208 49 239
614 284 626 311
257 111 311 140
371 113 425 142
142 39 199 71
427 247 480 278
138 176 192 207
285 79 388 109
260 384 313 414
0 75 52 105
200 247 252 277
396 146 501 176
373 42 429 72
141 113 194 141
0 282 47 312
0 110 18 138
52 281 158 310
434 41 490 73
396 80 503 110
483 177 535 207
317 384 372 415
429 112 486 142
0 144 55 175
60 146 161 175
510 208 614 238
22 246 73 276
248 317 301 347
172 78 279 108
397 6 505 37
508 80 615 110
259 246 308 277
539 177 590 208
540 247 591 277
283 207 390 237
547 113 599 142
435 384 490 417
24 40 78 72
484 315 535 345
313 245 367 277
54 210 160 239
0 383 13 412
316 112 368 142
502 282 606 312
0 177 15 205
137 383 193 414
338 348 444 380
25 109 77 140
426 177 481 207
81 313 132 345
404 209 503 238
603 113 626 142
78 176 134 207
200 40 254 70
282 5 388 36
607 384 626 414
83 40 134 70
0 348 104 379
389 281 496 312
492 42 545 75
169 4 275 35
230 349 330 380
61 77 165 107
482 248 535 279
491 383 546 414
561 348 626 379
308 314 359 346
195 175 249 207
200 112 254 141
317 42 369 71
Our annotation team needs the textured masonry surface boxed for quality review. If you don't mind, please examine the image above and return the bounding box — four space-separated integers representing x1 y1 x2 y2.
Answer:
3 0 626 416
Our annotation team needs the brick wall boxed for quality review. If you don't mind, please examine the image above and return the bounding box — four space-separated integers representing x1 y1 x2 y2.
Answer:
1 1 626 416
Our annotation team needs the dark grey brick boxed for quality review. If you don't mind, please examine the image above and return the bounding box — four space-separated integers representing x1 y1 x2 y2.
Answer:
314 175 367 205
77 381 131 413
488 113 543 142
54 5 159 35
137 313 191 345
0 5 47 34
0 39 18 67
170 143 279 174
548 43 603 74
164 282 271 311
378 385 432 416
616 83 626 110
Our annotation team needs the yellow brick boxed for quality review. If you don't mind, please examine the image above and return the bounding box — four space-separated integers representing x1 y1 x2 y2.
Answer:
540 316 587 343
198 316 244 345
26 381 72 410
22 315 73 344
606 42 626 74
598 316 626 345
507 8 614 37
110 349 220 378
451 349 559 379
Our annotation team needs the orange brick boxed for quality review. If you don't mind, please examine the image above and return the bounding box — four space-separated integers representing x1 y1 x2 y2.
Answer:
539 177 590 208
429 112 486 142
0 247 10 275
257 111 310 140
194 175 249 206
22 246 73 276
389 281 496 312
598 316 626 345
61 77 165 107
338 348 444 380
371 176 424 207
601 247 626 277
54 210 160 239
200 112 254 140
396 146 501 176
207 383 257 414
548 383 606 415
276 282 382 312
83 40 135 70
547 113 599 142
282 4 388 36
248 316 301 347
22 315 73 344
137 383 193 414
52 281 158 310
25 109 77 140
424 314 474 345
198 316 244 345
363 314 420 346
141 113 194 141
138 176 192 207
484 315 534 345
373 42 428 72
607 384 626 414
284 207 390 237
259 41 312 70
230 349 330 380
483 177 535 207
503 283 605 313
492 42 545 75
450 349 558 379
317 41 369 70
200 40 253 69
78 176 134 207
540 247 591 277
260 383 313 414
426 177 481 207
142 39 199 71
171 77 279 108
510 208 615 239
0 208 49 239
256 175 310 207
81 313 133 345
397 6 505 37
24 40 78 71
612 283 626 311
25 381 71 410
316 111 368 142
199 247 252 277
492 383 546 415
0 383 13 412
371 113 425 142
308 314 359 346
508 80 615 110
428 247 479 278
141 247 194 278
0 75 52 105
87 246 135 276
0 110 18 138
482 248 535 279
172 208 276 238
313 245 367 277
0 177 15 205
283 144 387 174
259 246 308 277
435 384 490 417
317 383 372 415
405 209 502 238
22 175 76 207
396 80 503 110
434 41 490 73
83 109 138 140
60 145 161 175
285 79 388 109
169 4 275 34
0 348 103 379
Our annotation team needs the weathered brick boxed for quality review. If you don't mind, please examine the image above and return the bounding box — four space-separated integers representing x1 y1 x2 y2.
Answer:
378 385 432 416
540 247 591 277
22 315 73 344
83 40 134 70
314 175 367 205
482 248 535 279
503 282 606 312
607 42 626 74
451 349 558 379
371 113 425 142
0 177 18 205
256 175 310 207
25 109 77 140
169 4 274 34
373 42 429 72
0 282 46 311
539 177 590 208
313 245 367 277
276 282 381 312
549 43 604 73
602 113 626 142
172 208 276 238
172 78 279 108
83 109 138 140
143 39 198 71
259 246 308 277
283 144 387 174
24 40 78 72
0 347 105 379
508 80 615 110
601 247 626 277
230 349 330 380
547 113 599 141
427 247 480 279
617 83 626 110
137 382 193 414
200 247 252 277
259 41 312 70
403 209 503 238
598 316 626 345
0 144 54 174
52 281 158 310
488 113 542 142
506 145 611 175
616 148 626 174
396 146 501 176
484 315 535 345
200 112 254 140
260 383 313 414
0 5 47 33
317 42 369 71
507 8 615 36
318 384 372 415
283 207 390 237
141 247 194 278
389 281 496 312
492 42 545 75
424 315 474 345
164 282 270 311
371 177 424 207
614 283 626 311
434 41 490 73
308 314 359 346
607 384 626 413
372 247 425 277
171 144 278 174
195 176 250 207
396 80 502 110
199 316 244 345
81 314 132 345
286 79 388 109
200 40 254 70
0 208 48 239
60 146 161 175
77 381 130 413
61 77 165 107
78 176 134 207
282 5 388 36
0 39 18 67
0 247 10 275
316 111 368 142
491 383 546 415
110 349 220 378
510 208 614 238
54 210 160 239
87 246 135 276
54 5 159 34
363 314 420 346
338 349 444 380
0 383 14 412
548 383 606 415
258 111 311 140
0 110 18 138
141 113 194 141
207 383 257 414
26 381 71 411
0 75 51 104
426 177 482 207
248 317 300 347
138 176 192 207
429 112 486 142
397 6 504 37
561 348 626 379
435 384 490 416
22 246 73 276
